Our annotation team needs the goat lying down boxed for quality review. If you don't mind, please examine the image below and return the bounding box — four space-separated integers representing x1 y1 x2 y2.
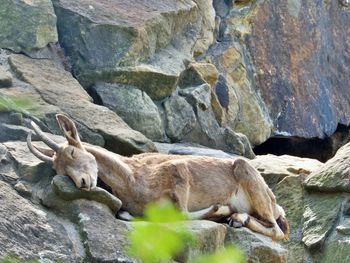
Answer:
27 114 289 241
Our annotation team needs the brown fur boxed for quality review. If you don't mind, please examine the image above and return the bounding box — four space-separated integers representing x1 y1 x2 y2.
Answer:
27 114 290 241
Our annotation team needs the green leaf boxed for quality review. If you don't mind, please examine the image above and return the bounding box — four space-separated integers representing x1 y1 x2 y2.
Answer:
190 246 246 263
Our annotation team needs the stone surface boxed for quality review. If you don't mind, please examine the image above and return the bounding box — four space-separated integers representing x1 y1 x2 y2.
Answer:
84 65 179 100
93 83 164 141
305 142 350 192
163 94 197 141
250 154 323 188
73 200 135 263
0 66 12 87
225 227 288 263
52 175 122 214
154 142 237 159
302 193 344 251
0 181 84 261
205 41 272 145
336 217 350 235
3 141 55 182
9 54 155 155
181 220 227 261
247 0 350 139
52 0 208 85
274 175 306 263
322 239 350 263
0 0 58 53
178 84 254 158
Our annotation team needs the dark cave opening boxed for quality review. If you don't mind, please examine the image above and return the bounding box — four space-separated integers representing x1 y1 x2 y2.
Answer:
253 124 350 163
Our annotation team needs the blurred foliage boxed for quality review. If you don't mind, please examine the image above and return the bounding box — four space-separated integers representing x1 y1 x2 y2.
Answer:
0 95 33 113
191 247 246 263
128 200 246 263
128 200 193 263
0 256 39 263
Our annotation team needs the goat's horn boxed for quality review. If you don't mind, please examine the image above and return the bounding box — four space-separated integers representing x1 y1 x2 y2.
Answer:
29 121 60 151
27 131 54 164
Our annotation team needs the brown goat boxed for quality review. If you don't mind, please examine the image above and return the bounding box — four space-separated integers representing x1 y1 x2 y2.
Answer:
27 114 289 241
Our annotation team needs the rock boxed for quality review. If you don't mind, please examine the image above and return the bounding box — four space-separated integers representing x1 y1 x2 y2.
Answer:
84 65 179 100
178 84 254 158
305 142 350 192
179 84 224 146
0 0 57 54
154 142 237 159
3 141 55 182
274 175 306 263
92 83 164 141
52 175 122 214
205 41 272 145
191 0 216 56
9 54 155 155
225 227 288 263
250 154 323 188
52 0 206 84
0 181 84 261
322 239 350 263
247 0 350 139
302 193 344 251
181 220 227 261
72 200 135 263
0 66 12 87
0 123 32 142
336 218 350 235
214 74 239 128
163 94 197 141
179 62 219 88
0 143 18 184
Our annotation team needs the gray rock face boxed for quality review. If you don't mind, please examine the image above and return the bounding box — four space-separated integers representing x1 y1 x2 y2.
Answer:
0 181 83 262
177 84 255 158
225 227 288 263
74 200 135 263
163 94 197 141
0 66 12 87
92 83 165 141
52 175 122 214
305 142 350 192
52 0 208 86
0 0 58 53
8 53 155 155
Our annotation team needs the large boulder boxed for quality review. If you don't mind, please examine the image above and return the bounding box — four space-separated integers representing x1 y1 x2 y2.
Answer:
250 154 323 188
0 0 58 54
246 0 350 139
92 83 165 141
177 84 255 158
304 142 350 192
225 227 288 263
0 66 12 87
204 42 272 145
7 54 155 155
0 181 84 262
52 0 215 91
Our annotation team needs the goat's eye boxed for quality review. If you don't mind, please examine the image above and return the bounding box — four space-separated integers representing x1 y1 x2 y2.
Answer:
70 148 75 158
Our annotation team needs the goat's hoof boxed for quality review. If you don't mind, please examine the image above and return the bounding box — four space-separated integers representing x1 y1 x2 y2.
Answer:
227 218 243 228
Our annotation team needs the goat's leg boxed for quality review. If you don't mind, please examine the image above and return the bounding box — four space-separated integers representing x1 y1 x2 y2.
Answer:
187 204 232 220
228 213 284 241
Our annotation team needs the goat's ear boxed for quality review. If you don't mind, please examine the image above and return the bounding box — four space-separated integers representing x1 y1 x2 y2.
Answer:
56 114 83 149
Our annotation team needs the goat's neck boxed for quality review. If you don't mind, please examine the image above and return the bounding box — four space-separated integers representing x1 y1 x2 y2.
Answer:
83 146 135 189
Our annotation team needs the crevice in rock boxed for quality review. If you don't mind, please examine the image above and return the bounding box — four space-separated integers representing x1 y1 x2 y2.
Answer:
254 124 350 162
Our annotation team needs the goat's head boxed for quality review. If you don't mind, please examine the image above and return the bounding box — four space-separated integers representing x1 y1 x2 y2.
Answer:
27 114 98 190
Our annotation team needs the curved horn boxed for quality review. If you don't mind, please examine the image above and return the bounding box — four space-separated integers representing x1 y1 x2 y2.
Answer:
30 121 60 151
27 131 54 164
